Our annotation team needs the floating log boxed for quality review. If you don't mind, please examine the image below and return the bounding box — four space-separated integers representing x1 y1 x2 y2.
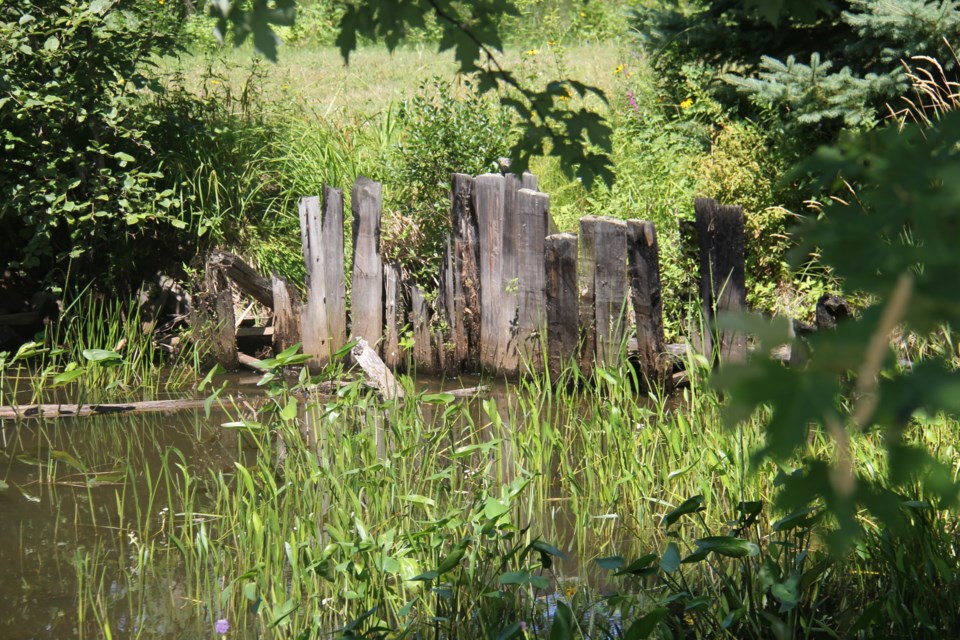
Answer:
351 337 403 400
627 220 668 387
0 397 264 420
545 233 579 378
517 188 549 372
383 261 405 370
476 173 506 371
207 250 274 309
352 178 384 351
694 198 747 364
451 173 480 372
271 273 302 355
594 218 628 369
204 254 239 370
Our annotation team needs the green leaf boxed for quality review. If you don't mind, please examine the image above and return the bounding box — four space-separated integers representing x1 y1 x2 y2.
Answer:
662 495 705 527
498 570 529 585
82 349 122 364
615 553 659 577
659 543 681 574
624 607 668 640
596 556 625 571
694 536 760 559
550 600 574 640
52 367 86 386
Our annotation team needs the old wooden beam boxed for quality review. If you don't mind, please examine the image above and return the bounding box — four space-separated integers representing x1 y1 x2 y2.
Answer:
476 173 506 372
545 233 578 378
204 254 239 370
351 337 403 400
627 220 668 387
409 280 437 374
352 177 384 351
383 261 405 370
0 397 265 420
499 173 522 375
451 173 480 372
299 187 346 368
517 188 549 372
694 198 747 364
271 273 302 355
577 217 599 377
594 218 629 369
207 250 273 309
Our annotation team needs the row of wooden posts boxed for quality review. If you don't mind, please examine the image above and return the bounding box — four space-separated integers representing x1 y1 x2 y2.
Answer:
200 172 748 383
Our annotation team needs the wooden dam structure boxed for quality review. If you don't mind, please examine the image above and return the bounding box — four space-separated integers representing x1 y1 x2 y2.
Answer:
198 172 748 385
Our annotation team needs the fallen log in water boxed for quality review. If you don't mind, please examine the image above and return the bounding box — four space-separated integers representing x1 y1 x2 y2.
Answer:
0 397 265 420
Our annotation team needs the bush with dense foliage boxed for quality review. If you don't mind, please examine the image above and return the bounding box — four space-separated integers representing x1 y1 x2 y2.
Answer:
0 0 190 285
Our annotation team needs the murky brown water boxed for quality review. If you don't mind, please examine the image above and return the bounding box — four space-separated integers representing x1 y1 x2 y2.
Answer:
0 373 630 639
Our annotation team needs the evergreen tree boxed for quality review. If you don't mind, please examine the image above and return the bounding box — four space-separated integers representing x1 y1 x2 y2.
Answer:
638 1 960 144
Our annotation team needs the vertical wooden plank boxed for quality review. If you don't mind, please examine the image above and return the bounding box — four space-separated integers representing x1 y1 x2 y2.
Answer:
521 171 538 191
204 256 238 370
437 236 459 372
322 186 347 353
451 173 480 371
383 261 405 371
517 188 548 372
577 217 599 376
352 177 384 350
545 233 578 378
475 173 505 372
694 197 747 364
271 273 302 356
409 281 436 373
594 218 628 369
299 195 330 368
499 174 522 375
627 220 667 387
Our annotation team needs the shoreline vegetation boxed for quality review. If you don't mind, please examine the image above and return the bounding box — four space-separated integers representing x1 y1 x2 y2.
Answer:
3 1 960 638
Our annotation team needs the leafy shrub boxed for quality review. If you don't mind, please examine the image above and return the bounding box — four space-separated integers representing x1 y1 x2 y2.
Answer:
0 0 188 285
388 77 514 277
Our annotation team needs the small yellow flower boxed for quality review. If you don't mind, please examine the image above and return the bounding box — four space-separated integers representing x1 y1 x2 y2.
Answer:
613 64 625 75
210 79 221 85
564 585 577 599
580 11 586 17
525 49 539 56
680 97 694 109
158 0 165 4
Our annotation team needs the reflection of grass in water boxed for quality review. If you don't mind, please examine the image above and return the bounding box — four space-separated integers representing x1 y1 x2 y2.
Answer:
24 354 960 638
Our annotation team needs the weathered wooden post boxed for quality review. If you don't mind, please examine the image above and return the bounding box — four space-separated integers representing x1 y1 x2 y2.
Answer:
204 255 239 370
577 217 599 376
517 188 549 372
476 173 506 372
271 273 302 356
352 177 384 350
694 197 747 364
409 281 436 373
627 220 667 387
382 260 405 370
545 233 578 378
499 174 522 375
299 186 346 368
594 218 628 369
451 173 480 372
